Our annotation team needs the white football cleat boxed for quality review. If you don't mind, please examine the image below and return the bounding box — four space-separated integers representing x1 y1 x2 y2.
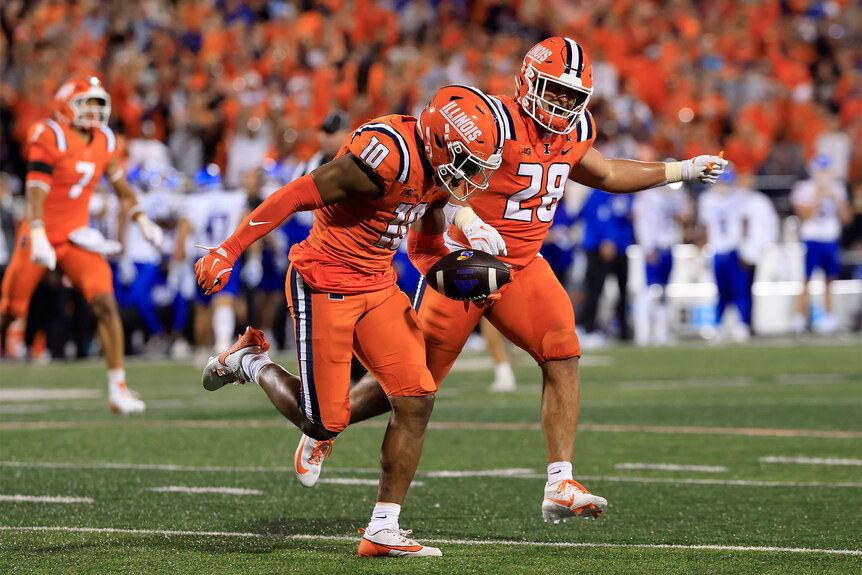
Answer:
202 327 270 391
489 362 516 393
542 479 607 523
108 382 146 415
294 434 333 488
358 528 442 557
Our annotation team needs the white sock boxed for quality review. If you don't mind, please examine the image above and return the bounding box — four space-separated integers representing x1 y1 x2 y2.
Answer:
107 368 126 391
212 304 235 350
367 502 401 534
240 352 273 383
547 461 573 484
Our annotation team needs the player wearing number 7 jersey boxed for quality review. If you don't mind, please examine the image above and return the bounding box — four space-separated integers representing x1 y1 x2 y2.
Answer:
310 37 730 523
0 76 163 415
195 85 507 557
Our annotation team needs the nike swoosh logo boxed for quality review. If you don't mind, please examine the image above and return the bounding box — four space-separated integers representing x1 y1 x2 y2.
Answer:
561 147 574 155
249 219 271 226
374 515 388 519
295 436 310 474
210 258 221 271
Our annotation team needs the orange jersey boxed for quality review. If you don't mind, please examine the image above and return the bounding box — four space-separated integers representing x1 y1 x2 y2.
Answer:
289 114 447 293
25 119 118 245
448 95 597 268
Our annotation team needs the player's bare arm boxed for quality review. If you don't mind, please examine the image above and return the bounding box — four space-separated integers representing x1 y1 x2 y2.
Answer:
105 159 164 248
570 147 728 194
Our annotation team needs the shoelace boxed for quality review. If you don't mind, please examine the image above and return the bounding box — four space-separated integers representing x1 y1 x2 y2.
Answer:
357 527 416 544
556 479 585 496
308 440 333 465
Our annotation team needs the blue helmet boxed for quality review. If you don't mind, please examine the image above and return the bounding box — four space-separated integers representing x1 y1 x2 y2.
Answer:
194 163 223 191
716 163 736 185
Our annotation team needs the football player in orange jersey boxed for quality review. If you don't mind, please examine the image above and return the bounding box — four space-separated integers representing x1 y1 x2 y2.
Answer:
300 37 729 523
0 76 164 414
195 85 508 557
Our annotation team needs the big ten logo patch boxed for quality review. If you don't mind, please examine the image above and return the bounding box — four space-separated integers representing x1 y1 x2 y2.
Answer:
440 101 483 143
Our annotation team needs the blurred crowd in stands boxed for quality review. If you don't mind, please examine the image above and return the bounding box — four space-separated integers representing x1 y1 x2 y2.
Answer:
0 0 860 361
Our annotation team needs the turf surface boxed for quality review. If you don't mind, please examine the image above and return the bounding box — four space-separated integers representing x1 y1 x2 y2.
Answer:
1 339 860 574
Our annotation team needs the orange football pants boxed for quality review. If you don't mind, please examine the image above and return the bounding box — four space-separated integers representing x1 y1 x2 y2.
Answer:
0 222 114 319
285 265 435 433
417 255 580 387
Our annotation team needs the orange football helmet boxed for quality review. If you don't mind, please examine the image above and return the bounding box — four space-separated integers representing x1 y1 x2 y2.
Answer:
54 76 111 130
417 85 504 201
516 37 593 134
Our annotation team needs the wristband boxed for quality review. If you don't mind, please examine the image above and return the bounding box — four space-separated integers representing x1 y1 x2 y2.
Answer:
452 206 478 230
664 162 683 184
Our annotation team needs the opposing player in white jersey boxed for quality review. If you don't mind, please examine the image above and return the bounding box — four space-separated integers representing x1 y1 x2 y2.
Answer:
790 156 851 334
698 168 749 341
632 182 692 345
175 164 247 355
736 173 780 336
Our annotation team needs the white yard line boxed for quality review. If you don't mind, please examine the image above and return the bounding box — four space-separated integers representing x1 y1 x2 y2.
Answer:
0 525 857 555
615 463 728 473
760 456 862 466
1 461 860 488
619 378 752 391
0 495 93 504
0 388 101 401
776 374 850 385
3 418 858 439
147 486 262 495
318 478 425 487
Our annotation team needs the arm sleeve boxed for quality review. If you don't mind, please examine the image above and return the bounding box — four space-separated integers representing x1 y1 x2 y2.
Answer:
407 229 449 276
221 174 324 259
25 124 58 190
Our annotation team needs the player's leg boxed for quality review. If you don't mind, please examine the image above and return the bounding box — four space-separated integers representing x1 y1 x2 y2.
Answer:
794 241 816 334
59 244 144 414
579 249 605 334
486 258 606 521
819 241 841 334
352 285 439 557
713 252 733 338
482 318 516 392
128 262 166 340
613 251 631 340
0 231 48 354
346 276 483 424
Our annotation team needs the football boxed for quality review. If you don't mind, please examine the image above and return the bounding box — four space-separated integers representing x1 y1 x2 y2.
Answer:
426 249 510 301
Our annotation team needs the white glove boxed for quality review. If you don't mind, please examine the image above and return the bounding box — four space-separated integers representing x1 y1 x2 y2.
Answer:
241 254 264 287
68 227 123 255
666 154 728 185
447 205 507 256
29 222 56 270
134 211 164 249
118 256 138 285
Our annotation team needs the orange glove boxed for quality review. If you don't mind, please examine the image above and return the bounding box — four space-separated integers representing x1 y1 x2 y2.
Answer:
194 246 237 296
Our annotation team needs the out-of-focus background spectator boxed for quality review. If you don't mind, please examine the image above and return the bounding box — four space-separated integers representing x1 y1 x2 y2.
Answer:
1 0 859 360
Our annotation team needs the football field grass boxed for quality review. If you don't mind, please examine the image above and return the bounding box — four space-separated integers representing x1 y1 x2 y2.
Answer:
1 339 860 574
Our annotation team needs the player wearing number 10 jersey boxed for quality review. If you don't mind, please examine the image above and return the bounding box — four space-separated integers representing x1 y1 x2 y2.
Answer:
0 76 163 415
318 37 729 523
195 85 507 557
